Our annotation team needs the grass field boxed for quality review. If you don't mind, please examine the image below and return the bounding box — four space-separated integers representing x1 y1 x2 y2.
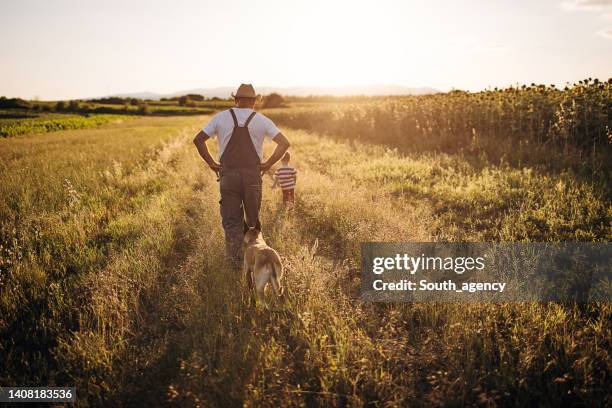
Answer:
0 111 132 138
0 96 231 119
0 91 610 406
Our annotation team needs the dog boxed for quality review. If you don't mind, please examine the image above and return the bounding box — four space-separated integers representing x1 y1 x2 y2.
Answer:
243 227 284 306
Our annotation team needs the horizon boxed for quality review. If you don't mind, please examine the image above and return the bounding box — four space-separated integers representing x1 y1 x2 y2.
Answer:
97 84 440 101
1 0 611 100
89 80 609 101
3 80 612 102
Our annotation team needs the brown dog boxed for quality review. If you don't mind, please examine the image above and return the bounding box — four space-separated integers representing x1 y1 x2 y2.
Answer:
243 227 284 306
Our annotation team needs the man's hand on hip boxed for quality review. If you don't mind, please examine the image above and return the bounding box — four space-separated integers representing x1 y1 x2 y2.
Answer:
208 161 221 171
259 161 272 175
260 132 291 175
208 161 222 176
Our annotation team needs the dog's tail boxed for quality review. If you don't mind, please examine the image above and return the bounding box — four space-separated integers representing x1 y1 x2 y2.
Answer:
270 259 284 297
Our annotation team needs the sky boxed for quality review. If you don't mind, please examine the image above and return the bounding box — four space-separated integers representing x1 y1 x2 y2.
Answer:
0 0 611 100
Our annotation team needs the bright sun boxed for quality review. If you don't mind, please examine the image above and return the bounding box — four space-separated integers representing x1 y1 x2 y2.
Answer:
273 1 428 86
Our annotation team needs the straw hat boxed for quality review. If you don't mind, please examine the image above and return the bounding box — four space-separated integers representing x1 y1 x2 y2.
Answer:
232 83 261 99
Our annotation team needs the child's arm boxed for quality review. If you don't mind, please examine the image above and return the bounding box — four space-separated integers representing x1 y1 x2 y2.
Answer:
271 171 278 188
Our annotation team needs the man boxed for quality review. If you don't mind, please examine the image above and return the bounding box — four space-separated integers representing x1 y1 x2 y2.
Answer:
193 84 290 268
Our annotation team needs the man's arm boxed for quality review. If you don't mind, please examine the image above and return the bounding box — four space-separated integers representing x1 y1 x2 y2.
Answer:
193 130 221 174
259 132 290 174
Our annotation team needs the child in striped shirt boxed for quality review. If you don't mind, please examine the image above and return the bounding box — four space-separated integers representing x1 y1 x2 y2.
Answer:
273 152 297 206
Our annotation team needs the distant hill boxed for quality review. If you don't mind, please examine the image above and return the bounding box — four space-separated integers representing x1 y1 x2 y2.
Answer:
110 91 167 100
109 85 439 100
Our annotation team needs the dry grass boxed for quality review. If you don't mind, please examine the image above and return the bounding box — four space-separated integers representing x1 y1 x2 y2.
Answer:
0 112 610 406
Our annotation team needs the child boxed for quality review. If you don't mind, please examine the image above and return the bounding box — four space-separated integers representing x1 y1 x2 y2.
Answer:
273 152 297 206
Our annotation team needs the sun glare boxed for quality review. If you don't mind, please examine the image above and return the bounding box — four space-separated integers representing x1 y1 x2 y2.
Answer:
275 1 426 87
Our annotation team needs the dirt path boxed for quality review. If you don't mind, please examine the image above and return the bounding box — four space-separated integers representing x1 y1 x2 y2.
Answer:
102 123 443 406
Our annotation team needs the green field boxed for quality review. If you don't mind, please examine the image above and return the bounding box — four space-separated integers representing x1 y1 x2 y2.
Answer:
0 83 610 406
0 112 132 138
0 95 231 124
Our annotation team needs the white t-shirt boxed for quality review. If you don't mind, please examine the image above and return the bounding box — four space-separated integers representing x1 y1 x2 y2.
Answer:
202 108 280 161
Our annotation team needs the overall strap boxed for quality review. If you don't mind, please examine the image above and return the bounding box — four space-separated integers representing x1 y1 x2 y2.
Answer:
244 111 257 127
229 108 238 127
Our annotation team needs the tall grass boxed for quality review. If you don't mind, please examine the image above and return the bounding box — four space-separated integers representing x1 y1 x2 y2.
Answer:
164 130 610 406
265 79 611 175
0 116 202 398
0 103 610 406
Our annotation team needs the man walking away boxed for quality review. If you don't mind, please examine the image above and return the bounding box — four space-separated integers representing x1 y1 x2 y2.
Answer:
193 84 290 269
